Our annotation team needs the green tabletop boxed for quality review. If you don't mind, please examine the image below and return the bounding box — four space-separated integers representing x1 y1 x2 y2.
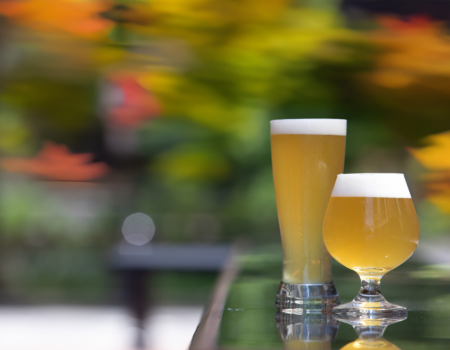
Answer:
191 244 450 350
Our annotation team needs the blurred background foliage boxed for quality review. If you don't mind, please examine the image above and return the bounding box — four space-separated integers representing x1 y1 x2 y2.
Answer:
0 0 450 301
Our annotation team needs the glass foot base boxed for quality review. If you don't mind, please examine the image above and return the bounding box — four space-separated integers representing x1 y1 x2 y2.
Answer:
333 300 407 319
275 282 340 315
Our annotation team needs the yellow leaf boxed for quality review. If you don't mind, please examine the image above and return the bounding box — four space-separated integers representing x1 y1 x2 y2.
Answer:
429 194 450 214
409 132 450 170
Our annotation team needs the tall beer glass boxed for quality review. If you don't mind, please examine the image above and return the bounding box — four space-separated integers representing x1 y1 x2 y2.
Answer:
323 174 420 318
271 119 346 313
276 313 339 350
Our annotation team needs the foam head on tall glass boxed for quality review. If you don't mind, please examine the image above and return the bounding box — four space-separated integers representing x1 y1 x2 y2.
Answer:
323 174 420 319
271 119 347 314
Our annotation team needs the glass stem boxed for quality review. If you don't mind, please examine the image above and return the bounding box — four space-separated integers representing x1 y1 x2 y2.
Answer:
354 276 386 303
354 325 387 339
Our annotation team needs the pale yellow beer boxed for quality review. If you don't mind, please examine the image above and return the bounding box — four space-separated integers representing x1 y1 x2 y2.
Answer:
340 337 400 350
284 340 333 350
324 197 419 277
323 174 420 279
271 119 346 284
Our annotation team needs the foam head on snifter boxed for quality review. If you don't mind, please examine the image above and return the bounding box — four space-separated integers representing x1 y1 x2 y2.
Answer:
331 173 412 198
270 119 347 135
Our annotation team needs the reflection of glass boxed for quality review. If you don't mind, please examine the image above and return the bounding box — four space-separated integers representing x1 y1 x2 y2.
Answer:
323 174 420 318
276 313 340 350
271 119 346 313
336 316 406 350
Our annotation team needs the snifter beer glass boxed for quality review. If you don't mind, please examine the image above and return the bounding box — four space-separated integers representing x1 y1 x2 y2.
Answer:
271 119 346 313
323 174 420 318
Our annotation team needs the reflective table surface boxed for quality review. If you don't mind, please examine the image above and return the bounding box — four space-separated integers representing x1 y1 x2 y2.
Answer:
191 244 450 349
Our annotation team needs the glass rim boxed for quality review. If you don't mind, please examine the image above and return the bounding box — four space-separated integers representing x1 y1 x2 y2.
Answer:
270 118 347 122
337 173 405 177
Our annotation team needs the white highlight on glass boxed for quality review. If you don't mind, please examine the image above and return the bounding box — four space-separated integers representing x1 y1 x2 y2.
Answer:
270 119 347 135
122 213 155 246
331 173 412 198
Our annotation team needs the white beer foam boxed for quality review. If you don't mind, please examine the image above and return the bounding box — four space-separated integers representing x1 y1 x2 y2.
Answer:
332 174 412 198
270 119 346 135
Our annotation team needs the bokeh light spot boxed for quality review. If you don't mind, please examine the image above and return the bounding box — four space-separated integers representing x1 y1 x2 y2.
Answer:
122 213 155 246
